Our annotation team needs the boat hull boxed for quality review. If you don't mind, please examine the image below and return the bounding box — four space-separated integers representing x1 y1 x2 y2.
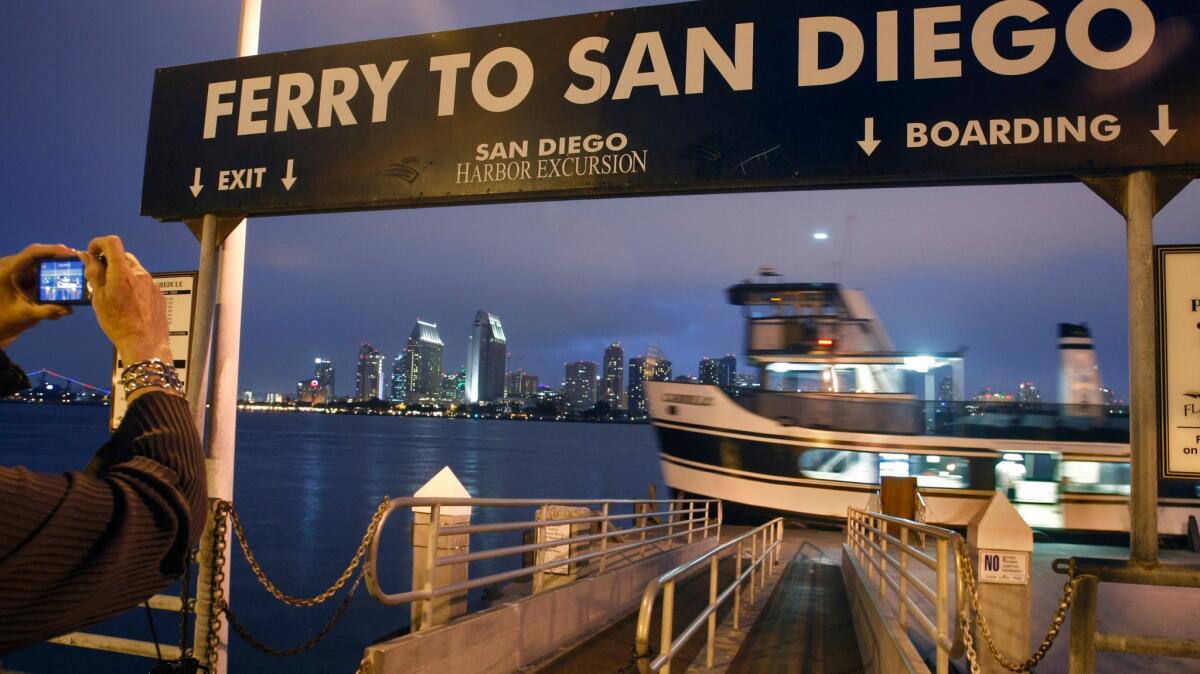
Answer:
647 382 1200 535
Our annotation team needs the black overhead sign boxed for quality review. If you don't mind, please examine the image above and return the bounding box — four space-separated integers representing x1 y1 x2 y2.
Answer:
142 0 1200 220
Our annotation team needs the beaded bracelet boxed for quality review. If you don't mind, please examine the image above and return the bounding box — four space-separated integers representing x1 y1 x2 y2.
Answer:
121 358 185 397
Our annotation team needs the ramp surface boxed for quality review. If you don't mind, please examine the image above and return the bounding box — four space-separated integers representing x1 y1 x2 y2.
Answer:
727 557 864 674
532 557 738 673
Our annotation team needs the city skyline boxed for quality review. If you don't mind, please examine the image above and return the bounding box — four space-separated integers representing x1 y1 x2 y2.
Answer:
1 1 1196 406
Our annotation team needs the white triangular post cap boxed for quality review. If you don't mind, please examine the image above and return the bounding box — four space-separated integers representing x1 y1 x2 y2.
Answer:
412 466 472 516
967 492 1033 552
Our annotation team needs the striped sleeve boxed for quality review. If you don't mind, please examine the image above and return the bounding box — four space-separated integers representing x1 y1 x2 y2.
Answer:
0 391 206 655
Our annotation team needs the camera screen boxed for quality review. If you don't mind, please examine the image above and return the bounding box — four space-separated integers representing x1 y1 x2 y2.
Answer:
38 258 87 303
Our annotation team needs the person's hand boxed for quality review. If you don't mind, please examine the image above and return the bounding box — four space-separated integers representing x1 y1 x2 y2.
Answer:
80 236 172 365
0 243 75 349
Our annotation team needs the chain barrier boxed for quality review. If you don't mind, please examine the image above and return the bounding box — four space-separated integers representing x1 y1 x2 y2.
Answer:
954 539 1075 673
615 645 654 674
196 497 391 673
220 575 364 657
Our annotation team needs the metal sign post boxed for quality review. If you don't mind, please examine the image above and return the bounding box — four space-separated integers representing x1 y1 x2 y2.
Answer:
191 3 259 672
1082 170 1195 567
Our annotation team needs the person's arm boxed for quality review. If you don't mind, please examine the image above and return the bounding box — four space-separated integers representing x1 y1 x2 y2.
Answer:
0 388 205 654
0 236 207 654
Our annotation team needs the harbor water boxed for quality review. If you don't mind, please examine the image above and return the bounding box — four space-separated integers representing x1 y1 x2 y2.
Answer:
0 404 663 673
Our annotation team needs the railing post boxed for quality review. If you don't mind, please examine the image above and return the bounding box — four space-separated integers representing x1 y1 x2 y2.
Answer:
880 522 889 600
707 554 718 669
599 502 610 574
759 529 766 589
1069 575 1099 674
734 541 743 630
639 502 648 560
749 534 757 604
935 537 950 674
775 519 783 566
420 503 440 632
899 527 910 629
866 516 876 583
717 500 724 540
661 580 675 674
667 500 676 551
687 500 695 544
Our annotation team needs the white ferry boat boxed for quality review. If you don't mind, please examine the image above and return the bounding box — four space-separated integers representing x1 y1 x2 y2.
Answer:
646 281 1200 535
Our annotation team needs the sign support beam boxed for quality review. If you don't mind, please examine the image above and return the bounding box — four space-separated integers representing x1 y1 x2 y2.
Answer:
1082 170 1194 568
192 2 259 672
1127 169 1159 568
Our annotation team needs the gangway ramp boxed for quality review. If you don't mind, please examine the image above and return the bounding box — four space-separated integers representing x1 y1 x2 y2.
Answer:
532 526 855 674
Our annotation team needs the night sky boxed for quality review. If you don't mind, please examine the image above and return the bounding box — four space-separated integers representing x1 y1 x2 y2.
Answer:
1 1 1196 401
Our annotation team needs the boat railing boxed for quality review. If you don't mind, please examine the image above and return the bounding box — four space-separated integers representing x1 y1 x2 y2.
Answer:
364 496 722 631
634 518 785 674
846 507 966 674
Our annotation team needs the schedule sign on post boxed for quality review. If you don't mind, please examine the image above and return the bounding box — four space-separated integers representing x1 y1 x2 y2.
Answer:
1157 246 1200 479
109 272 198 431
141 0 1200 221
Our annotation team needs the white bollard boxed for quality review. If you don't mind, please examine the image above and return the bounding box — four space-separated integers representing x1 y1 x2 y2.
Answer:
966 493 1033 674
411 466 472 630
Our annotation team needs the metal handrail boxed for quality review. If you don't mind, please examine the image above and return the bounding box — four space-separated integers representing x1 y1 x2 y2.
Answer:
1054 556 1200 672
363 496 722 632
846 507 966 674
635 518 784 674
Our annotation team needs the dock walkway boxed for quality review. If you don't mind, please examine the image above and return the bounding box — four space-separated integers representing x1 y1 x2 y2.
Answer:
530 527 857 674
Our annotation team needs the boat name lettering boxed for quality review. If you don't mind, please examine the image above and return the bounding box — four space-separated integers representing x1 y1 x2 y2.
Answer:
661 394 714 406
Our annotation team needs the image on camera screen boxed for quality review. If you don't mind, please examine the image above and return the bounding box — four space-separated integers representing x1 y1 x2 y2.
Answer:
38 259 87 303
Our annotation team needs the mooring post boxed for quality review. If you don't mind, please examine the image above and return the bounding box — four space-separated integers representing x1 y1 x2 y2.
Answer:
967 494 1034 674
1068 575 1100 674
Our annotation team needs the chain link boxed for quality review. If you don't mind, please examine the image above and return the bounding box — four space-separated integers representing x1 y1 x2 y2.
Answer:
220 575 363 657
204 500 231 673
178 547 195 659
615 645 653 674
228 496 391 607
955 539 1074 673
198 497 390 672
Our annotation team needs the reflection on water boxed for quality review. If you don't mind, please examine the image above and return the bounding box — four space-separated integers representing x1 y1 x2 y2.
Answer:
0 405 662 673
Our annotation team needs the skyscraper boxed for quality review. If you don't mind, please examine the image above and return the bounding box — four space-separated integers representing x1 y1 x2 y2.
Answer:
466 311 507 403
406 320 445 403
314 357 335 401
1017 381 1042 403
601 342 624 408
628 357 651 417
390 352 410 403
699 357 720 385
628 350 672 417
506 369 538 399
355 343 384 401
564 361 598 413
718 355 737 388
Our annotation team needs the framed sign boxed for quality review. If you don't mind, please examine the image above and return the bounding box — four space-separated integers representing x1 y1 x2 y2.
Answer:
109 272 198 431
1155 245 1200 479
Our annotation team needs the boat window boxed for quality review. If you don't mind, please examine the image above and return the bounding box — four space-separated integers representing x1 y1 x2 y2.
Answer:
1059 461 1131 495
797 450 970 489
798 449 878 484
903 453 970 489
997 453 1060 504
